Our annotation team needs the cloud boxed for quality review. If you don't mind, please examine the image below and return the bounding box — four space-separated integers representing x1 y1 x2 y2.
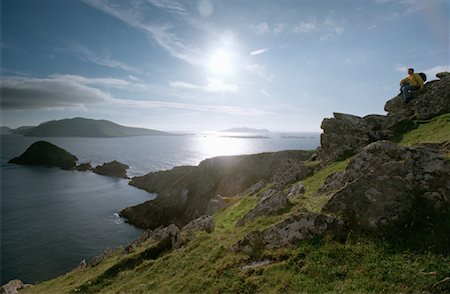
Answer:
72 45 137 72
273 23 287 34
1 75 268 116
293 21 317 33
147 0 186 15
110 98 270 116
423 65 450 79
250 48 269 56
253 22 270 34
170 77 238 93
82 0 204 65
0 76 113 110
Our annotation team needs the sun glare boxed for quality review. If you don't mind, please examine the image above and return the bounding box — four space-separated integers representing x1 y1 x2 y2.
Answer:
208 50 233 75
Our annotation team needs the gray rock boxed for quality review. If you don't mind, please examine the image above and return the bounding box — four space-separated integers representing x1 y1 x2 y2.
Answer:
88 248 115 267
241 180 267 196
204 194 227 216
132 224 183 250
123 150 313 229
182 215 215 242
384 71 450 130
287 183 305 200
1 279 31 294
233 212 345 255
317 112 390 165
93 160 129 179
322 141 450 229
236 189 288 227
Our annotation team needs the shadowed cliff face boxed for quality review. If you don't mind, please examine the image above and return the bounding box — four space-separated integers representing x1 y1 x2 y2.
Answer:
121 150 315 229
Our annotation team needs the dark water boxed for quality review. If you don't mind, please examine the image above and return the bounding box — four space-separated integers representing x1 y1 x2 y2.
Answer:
0 133 320 284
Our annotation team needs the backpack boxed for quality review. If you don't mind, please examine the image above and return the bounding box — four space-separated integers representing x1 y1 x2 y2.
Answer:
418 72 427 82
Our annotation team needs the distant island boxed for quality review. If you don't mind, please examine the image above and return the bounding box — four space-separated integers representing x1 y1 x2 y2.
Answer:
220 127 270 133
9 117 172 138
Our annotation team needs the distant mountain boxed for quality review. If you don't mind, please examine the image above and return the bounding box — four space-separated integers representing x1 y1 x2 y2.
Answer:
14 117 171 137
220 127 270 133
0 127 11 134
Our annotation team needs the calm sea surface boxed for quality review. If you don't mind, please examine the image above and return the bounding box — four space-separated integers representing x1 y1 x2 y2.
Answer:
0 132 319 284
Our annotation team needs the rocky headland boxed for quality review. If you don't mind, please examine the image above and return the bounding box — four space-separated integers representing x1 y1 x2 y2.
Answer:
9 72 450 293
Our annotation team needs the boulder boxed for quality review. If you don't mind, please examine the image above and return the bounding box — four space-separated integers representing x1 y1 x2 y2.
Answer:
233 212 345 255
236 189 289 227
182 215 215 242
1 279 31 294
8 141 77 170
93 160 129 179
317 113 390 165
383 71 450 130
241 180 267 196
322 141 450 229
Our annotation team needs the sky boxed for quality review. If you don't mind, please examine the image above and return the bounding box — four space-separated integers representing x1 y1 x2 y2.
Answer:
1 0 449 132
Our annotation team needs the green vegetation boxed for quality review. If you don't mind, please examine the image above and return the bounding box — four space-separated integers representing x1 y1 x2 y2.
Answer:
395 113 450 146
22 112 450 293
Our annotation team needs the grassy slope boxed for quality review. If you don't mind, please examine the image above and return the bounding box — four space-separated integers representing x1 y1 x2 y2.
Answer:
24 114 450 293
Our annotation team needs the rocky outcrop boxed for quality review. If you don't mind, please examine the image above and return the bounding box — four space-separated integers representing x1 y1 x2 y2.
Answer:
383 72 450 130
8 141 78 170
287 183 305 200
122 150 314 229
1 279 31 294
124 224 182 254
182 215 215 242
233 212 345 255
236 189 288 227
75 162 92 171
322 141 450 230
93 160 129 179
317 113 390 164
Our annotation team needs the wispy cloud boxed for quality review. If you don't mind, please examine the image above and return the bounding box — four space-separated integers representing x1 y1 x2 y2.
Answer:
1 75 266 116
250 48 269 56
253 22 270 34
72 45 138 72
293 21 317 33
82 0 204 65
170 77 238 93
147 0 187 15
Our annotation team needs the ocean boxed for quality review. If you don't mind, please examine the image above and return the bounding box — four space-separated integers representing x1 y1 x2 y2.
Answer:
0 132 320 284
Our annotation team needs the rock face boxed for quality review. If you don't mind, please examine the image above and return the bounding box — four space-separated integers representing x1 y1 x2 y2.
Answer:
93 160 129 179
383 71 450 130
317 113 390 164
1 279 31 294
8 141 77 170
322 141 450 230
75 162 92 171
287 183 305 200
125 224 183 254
236 189 288 227
182 215 215 242
233 212 345 255
121 150 314 229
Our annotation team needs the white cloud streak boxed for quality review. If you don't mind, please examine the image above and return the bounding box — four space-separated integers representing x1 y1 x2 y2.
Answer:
170 77 238 93
73 45 138 72
250 48 269 56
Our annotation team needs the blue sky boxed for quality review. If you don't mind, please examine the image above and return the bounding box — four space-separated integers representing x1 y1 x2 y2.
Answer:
1 0 448 131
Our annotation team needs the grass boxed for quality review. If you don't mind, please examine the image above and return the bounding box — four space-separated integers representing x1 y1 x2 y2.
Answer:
23 112 450 293
395 113 450 146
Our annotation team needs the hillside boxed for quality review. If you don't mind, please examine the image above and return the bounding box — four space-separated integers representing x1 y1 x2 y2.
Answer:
11 72 450 293
12 117 171 138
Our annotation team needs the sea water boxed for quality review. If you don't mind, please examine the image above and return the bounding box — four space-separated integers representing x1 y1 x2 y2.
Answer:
0 132 319 284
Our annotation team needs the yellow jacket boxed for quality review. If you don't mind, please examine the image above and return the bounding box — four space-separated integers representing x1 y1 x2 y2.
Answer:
400 73 424 89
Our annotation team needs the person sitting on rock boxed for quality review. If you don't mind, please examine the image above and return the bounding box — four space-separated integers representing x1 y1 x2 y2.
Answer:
400 68 424 102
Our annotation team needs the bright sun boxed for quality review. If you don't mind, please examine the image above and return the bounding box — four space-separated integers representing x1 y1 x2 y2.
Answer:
208 50 233 75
